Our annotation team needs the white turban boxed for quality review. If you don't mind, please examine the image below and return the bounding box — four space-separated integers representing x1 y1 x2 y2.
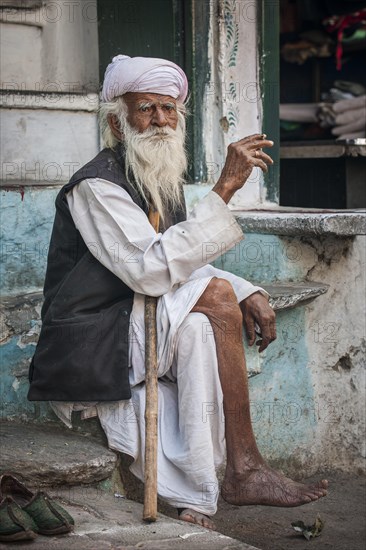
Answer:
101 54 188 103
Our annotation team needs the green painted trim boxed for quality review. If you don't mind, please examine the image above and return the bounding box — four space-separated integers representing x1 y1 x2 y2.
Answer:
186 0 210 183
259 0 280 203
97 0 210 184
192 0 211 183
97 0 178 80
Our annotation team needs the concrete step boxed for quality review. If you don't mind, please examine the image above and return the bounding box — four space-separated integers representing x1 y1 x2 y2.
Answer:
0 423 260 549
235 208 366 236
0 421 117 487
0 486 260 550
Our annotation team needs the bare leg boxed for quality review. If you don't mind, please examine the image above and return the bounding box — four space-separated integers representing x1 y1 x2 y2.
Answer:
191 278 328 507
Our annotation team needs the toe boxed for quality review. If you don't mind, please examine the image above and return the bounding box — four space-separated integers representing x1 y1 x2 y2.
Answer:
308 480 328 496
203 517 216 530
178 509 215 530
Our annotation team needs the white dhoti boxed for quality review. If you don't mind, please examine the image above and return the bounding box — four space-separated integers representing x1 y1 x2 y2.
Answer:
97 273 225 515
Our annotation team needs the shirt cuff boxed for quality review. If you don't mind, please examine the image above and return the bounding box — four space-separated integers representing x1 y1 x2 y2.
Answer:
236 285 270 303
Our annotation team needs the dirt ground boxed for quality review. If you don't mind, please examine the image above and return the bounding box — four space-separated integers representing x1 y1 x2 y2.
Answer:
121 458 365 550
159 472 366 550
213 473 366 550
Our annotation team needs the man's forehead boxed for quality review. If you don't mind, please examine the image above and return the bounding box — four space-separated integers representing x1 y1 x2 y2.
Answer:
123 92 177 106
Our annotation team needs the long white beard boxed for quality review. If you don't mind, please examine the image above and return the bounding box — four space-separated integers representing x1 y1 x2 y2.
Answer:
120 114 187 223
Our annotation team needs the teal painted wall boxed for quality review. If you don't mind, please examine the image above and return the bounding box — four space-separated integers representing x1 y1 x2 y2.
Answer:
213 234 308 283
1 187 58 295
1 186 58 420
249 307 316 462
0 335 54 421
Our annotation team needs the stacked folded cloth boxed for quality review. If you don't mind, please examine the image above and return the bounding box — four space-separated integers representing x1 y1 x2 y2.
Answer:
329 95 366 139
280 93 366 140
0 473 74 542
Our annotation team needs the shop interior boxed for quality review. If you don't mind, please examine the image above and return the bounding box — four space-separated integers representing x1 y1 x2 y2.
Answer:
279 0 366 208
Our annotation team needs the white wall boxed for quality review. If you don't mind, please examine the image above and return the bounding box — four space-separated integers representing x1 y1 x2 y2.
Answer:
0 0 100 186
305 235 366 473
203 0 270 207
0 0 99 93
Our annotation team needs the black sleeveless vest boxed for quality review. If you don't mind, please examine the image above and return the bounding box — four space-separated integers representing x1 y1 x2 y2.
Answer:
28 147 186 402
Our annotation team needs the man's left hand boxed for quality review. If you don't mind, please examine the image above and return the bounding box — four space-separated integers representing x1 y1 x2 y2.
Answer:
240 292 276 352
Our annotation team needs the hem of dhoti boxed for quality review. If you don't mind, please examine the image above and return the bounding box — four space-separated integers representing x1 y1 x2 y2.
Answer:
159 499 218 517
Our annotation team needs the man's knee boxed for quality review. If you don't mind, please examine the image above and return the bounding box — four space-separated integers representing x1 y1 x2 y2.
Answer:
193 278 242 325
203 277 238 305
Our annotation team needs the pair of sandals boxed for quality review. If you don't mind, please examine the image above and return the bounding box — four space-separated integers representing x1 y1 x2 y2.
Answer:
0 473 74 542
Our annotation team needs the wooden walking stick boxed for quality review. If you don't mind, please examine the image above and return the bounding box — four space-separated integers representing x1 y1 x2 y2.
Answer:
143 206 160 522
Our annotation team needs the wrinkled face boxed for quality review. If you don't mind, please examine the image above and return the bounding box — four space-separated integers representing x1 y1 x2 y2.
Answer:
123 92 179 133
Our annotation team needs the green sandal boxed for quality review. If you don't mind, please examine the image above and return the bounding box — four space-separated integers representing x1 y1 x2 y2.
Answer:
0 474 74 536
0 496 38 542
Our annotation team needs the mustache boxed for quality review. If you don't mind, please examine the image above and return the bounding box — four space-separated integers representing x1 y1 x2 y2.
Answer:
136 127 175 139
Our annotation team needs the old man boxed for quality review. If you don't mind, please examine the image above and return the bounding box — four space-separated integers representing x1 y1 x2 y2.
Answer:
29 55 327 529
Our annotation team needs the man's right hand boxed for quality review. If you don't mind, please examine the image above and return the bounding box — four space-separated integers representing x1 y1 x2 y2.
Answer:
212 133 274 204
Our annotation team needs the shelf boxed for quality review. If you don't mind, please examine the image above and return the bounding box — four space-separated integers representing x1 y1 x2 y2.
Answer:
280 140 366 159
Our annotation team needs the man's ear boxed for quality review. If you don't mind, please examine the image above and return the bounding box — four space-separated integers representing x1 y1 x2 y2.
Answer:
107 114 123 141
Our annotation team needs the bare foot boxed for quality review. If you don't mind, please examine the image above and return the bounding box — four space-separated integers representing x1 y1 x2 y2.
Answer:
178 508 216 530
222 465 328 507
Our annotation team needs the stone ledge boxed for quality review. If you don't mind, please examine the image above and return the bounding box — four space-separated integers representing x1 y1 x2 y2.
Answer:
0 92 99 111
235 209 366 236
1 281 329 336
262 282 329 310
0 422 117 486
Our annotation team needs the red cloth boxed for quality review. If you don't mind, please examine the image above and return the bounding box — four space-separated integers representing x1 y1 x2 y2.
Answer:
323 9 366 70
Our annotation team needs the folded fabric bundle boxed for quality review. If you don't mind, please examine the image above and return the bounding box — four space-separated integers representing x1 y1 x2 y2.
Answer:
327 88 355 101
333 95 366 113
333 80 366 97
332 95 366 138
322 81 365 103
334 107 366 126
332 118 366 136
280 103 318 123
318 103 336 127
280 95 366 138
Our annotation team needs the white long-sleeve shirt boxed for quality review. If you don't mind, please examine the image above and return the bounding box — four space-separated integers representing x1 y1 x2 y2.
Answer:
66 178 265 301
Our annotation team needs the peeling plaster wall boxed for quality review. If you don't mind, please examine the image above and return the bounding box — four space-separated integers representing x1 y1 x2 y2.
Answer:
0 188 58 421
215 231 366 475
303 236 366 474
0 293 52 421
203 0 269 207
1 187 58 295
0 1 99 421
